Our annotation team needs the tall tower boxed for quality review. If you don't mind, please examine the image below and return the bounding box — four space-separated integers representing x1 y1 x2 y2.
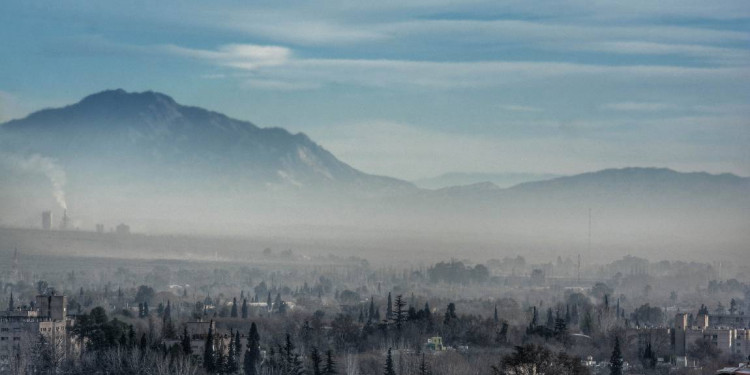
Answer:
42 211 52 230
10 248 20 281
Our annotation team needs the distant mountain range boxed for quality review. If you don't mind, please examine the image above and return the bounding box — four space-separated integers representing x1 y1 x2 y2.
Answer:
1 89 748 255
0 89 413 193
414 172 560 189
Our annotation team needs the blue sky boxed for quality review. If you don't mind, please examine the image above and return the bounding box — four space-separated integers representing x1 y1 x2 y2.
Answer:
1 0 748 179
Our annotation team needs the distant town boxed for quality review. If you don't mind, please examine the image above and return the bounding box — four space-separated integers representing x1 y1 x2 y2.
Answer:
2 221 749 374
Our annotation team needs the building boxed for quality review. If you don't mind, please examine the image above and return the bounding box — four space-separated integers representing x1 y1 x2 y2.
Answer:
709 313 750 329
425 336 445 351
115 223 130 235
674 313 750 359
42 211 52 230
0 294 75 373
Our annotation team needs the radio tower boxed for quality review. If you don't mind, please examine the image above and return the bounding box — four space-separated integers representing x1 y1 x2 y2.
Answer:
588 208 592 256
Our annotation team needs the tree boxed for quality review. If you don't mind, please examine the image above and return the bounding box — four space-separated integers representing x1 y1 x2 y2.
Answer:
386 293 393 321
182 325 192 356
610 337 623 375
384 348 396 375
244 322 261 375
324 350 337 375
491 344 587 375
242 298 249 319
369 297 376 320
204 321 215 373
642 342 657 369
311 347 323 375
444 303 457 325
7 292 13 311
393 295 407 346
688 336 722 363
135 285 155 304
231 297 238 318
227 329 239 373
419 353 430 375
163 300 175 339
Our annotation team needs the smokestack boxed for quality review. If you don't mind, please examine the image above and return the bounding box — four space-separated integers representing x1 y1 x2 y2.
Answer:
42 211 52 230
60 210 69 230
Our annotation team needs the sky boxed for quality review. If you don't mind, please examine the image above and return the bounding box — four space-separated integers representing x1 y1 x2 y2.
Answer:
1 0 748 180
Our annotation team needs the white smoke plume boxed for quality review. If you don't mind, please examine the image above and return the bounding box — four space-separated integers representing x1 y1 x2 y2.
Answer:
2 153 68 210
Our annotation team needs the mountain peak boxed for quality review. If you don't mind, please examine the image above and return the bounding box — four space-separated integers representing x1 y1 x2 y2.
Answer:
77 89 177 110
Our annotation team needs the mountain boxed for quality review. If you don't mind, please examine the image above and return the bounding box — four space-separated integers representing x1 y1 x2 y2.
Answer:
0 89 747 261
414 172 560 189
0 89 414 193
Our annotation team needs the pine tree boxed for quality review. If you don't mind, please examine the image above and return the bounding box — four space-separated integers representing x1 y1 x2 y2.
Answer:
231 297 238 318
242 298 248 319
324 350 337 375
384 348 396 375
494 304 499 323
204 321 215 373
386 292 393 321
8 292 13 311
182 326 192 356
610 337 623 375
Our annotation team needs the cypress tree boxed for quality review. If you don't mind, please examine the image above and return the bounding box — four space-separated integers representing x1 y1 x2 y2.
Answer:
204 321 215 373
227 330 238 373
231 297 238 318
242 298 248 319
182 325 192 356
244 322 260 375
610 337 623 375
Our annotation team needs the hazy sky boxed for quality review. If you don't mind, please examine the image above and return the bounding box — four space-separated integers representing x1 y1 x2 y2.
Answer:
1 1 749 179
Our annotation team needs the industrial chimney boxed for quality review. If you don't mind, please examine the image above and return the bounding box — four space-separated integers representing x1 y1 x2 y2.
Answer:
42 211 52 230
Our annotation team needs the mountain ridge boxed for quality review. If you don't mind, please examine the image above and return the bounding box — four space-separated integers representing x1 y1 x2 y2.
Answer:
1 89 415 193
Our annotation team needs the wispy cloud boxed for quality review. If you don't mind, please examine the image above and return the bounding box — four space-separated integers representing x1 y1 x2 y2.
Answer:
165 44 291 70
601 102 676 112
165 43 749 90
